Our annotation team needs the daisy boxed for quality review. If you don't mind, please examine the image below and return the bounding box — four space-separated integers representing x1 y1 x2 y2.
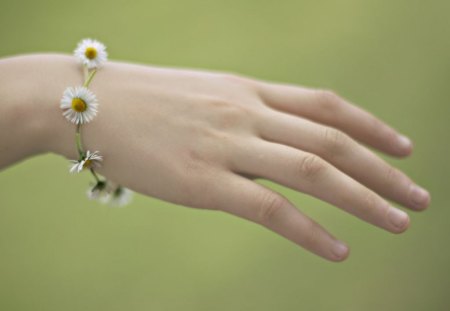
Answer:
70 150 103 174
74 38 108 69
86 180 110 201
109 187 133 207
60 86 98 124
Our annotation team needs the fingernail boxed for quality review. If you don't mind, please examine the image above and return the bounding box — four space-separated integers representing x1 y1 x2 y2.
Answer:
398 135 412 150
331 241 348 260
388 208 409 230
410 185 430 209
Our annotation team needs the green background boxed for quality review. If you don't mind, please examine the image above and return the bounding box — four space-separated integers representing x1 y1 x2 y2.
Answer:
0 0 449 310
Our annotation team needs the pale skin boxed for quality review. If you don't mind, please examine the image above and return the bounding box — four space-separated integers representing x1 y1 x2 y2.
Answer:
0 54 431 262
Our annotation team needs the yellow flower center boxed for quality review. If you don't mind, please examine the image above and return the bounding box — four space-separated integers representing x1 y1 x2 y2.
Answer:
71 98 87 112
85 47 97 60
83 159 92 169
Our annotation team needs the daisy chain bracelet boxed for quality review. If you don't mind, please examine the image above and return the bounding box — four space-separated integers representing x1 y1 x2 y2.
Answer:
59 38 132 207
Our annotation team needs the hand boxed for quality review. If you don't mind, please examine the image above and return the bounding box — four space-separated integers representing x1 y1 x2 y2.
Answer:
2 54 431 262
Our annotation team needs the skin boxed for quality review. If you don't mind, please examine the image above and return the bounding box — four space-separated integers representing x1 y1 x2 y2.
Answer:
0 54 431 262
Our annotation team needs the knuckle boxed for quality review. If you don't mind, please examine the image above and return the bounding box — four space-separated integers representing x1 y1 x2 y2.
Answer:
199 125 233 143
322 127 350 156
297 153 327 182
315 89 342 111
220 72 253 86
360 190 387 220
256 192 287 224
206 96 240 111
207 98 254 129
384 165 400 182
183 147 209 169
362 190 380 210
227 102 253 117
192 128 235 168
206 96 234 109
367 114 383 131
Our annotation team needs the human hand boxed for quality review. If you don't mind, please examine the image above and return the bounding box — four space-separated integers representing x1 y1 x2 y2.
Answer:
6 54 431 262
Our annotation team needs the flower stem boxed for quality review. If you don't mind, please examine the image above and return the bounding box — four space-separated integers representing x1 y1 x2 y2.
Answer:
83 69 97 88
75 123 84 159
90 168 101 183
83 66 88 81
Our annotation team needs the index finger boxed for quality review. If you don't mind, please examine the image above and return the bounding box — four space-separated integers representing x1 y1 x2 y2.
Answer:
254 81 413 157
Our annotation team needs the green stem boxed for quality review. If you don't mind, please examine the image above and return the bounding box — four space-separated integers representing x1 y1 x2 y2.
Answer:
90 168 101 183
75 123 84 159
78 67 103 185
83 66 88 82
83 69 97 88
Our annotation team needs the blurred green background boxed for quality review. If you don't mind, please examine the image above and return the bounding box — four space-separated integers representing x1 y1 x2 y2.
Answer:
0 0 449 310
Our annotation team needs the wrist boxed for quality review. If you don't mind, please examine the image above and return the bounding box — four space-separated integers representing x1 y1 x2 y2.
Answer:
34 53 86 159
2 54 85 160
0 54 71 167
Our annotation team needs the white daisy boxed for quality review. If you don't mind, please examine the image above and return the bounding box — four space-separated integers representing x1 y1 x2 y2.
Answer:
86 180 110 201
74 38 108 69
60 86 98 124
109 187 133 207
69 150 103 174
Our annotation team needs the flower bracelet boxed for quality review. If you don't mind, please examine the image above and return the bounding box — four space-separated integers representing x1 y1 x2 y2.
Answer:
59 39 132 207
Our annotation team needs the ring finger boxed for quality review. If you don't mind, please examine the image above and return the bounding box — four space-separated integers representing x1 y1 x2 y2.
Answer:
229 138 410 234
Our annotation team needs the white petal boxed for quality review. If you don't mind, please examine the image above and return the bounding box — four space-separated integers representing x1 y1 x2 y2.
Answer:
110 188 133 207
59 86 99 124
74 38 108 69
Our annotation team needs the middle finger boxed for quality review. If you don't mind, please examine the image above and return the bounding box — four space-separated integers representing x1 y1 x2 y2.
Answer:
254 108 430 211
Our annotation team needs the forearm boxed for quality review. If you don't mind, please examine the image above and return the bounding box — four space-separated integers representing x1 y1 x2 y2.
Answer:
0 53 84 169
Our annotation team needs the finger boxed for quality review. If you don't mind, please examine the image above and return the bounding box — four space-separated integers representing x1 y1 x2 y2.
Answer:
254 81 412 157
229 139 411 234
194 171 349 262
255 109 430 211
